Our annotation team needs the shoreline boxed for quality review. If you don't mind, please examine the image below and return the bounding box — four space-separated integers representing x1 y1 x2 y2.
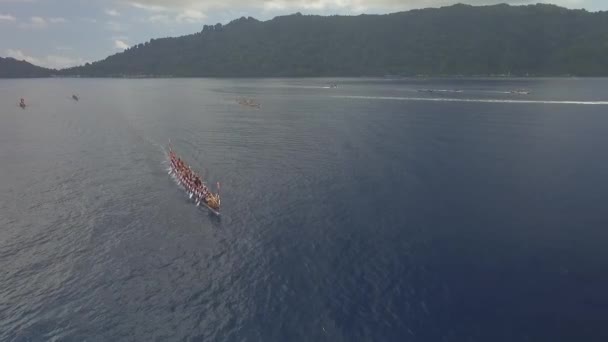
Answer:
2 75 608 80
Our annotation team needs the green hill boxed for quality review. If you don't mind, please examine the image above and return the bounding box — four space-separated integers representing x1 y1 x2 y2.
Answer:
6 3 608 77
0 57 53 78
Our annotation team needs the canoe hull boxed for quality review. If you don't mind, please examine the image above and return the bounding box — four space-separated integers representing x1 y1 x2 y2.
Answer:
168 162 220 216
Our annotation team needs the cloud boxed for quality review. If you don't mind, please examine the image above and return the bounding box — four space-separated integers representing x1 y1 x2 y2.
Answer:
6 48 87 69
105 9 121 16
106 21 125 31
124 0 434 13
44 55 88 69
130 2 167 12
114 39 129 49
124 0 596 15
0 13 16 22
262 0 370 11
19 16 47 28
80 17 98 23
147 14 171 23
18 16 66 29
176 9 206 23
49 17 66 23
125 0 595 25
6 48 41 65
130 1 209 23
256 0 535 12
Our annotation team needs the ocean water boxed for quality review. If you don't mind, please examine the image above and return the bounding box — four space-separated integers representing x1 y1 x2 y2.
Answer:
1 78 608 341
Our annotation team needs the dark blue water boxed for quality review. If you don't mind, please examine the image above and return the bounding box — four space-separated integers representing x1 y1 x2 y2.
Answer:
1 78 608 341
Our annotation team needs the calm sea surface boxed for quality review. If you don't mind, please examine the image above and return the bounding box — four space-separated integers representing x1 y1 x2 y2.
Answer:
1 78 608 341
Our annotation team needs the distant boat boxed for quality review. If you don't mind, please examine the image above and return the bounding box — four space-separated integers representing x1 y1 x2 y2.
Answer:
329 83 338 88
237 97 260 108
72 94 79 101
510 90 531 95
18 98 26 109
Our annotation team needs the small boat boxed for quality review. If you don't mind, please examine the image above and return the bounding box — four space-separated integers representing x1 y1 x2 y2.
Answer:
168 146 221 216
237 98 260 109
18 98 26 109
72 94 79 101
510 89 531 95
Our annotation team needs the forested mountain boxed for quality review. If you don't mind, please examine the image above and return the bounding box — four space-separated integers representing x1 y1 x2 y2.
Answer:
0 57 53 78
60 4 608 77
4 3 608 77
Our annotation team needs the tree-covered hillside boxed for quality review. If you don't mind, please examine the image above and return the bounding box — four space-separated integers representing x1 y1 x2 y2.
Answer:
5 3 608 77
0 57 53 78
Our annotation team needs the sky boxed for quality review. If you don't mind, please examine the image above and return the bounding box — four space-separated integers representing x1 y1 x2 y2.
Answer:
0 0 606 69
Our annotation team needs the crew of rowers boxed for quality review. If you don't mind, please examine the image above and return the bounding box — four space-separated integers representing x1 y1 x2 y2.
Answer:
169 149 220 210
18 95 78 108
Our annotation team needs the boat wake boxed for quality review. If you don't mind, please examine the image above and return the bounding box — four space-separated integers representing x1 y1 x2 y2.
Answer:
333 95 608 105
417 89 463 93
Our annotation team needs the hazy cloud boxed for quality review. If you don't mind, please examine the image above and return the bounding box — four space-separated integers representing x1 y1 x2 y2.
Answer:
0 13 16 22
44 54 87 68
147 14 171 23
6 48 86 68
130 1 207 23
48 17 66 23
80 17 98 23
114 39 129 49
105 9 120 16
6 48 41 64
124 0 591 14
19 16 47 29
130 2 167 12
176 9 206 23
18 16 66 28
106 21 125 31
124 0 474 12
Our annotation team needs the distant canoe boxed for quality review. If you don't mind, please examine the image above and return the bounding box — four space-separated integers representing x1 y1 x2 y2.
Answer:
237 98 260 108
